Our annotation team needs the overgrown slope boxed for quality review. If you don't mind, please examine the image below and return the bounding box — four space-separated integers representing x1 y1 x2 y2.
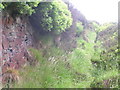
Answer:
1 1 118 88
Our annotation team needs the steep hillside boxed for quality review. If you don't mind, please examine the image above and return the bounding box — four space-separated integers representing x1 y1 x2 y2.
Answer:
0 1 118 88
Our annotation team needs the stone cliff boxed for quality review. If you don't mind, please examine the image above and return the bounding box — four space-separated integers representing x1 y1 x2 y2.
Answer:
1 13 34 84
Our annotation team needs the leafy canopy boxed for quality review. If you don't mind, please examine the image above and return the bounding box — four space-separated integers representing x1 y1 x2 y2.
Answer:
1 2 40 15
31 0 73 33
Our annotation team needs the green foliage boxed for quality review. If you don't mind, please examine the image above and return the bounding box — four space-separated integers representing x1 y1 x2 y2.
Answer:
12 34 118 88
92 22 114 33
91 41 103 62
91 69 118 88
32 0 72 33
2 2 40 15
67 38 95 87
29 48 44 62
1 0 118 88
91 29 118 88
69 48 93 78
87 31 97 43
13 45 94 88
12 22 118 88
0 3 4 11
13 48 73 88
76 21 84 34
92 22 100 32
99 23 114 31
95 70 118 82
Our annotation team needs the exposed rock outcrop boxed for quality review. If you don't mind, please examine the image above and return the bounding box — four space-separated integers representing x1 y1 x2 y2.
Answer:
1 13 34 84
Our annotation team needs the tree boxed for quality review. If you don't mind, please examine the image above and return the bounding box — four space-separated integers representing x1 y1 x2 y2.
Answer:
30 0 73 34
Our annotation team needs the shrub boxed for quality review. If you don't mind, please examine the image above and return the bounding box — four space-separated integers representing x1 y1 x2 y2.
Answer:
2 2 40 15
31 0 72 33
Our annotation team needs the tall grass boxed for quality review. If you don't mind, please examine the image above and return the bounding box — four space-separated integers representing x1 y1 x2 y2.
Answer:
12 29 118 88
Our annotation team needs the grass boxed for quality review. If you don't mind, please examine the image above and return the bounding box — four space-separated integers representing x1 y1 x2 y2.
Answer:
12 46 118 88
12 31 118 88
12 46 93 88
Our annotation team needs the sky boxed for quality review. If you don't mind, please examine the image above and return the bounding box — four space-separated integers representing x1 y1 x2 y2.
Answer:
68 0 119 24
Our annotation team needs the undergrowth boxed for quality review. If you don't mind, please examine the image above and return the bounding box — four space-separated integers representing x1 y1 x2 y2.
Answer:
12 29 118 88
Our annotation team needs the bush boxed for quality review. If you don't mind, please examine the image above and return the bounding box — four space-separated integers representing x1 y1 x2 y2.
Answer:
31 0 72 33
2 2 40 15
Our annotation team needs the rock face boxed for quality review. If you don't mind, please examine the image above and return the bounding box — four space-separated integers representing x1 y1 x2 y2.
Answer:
1 14 33 84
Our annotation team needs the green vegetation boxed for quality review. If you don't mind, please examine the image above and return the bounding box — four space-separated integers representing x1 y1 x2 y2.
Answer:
2 0 72 33
76 22 84 34
1 1 118 88
92 22 114 33
12 22 118 88
31 0 72 33
13 47 93 88
1 2 40 15
0 3 4 11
